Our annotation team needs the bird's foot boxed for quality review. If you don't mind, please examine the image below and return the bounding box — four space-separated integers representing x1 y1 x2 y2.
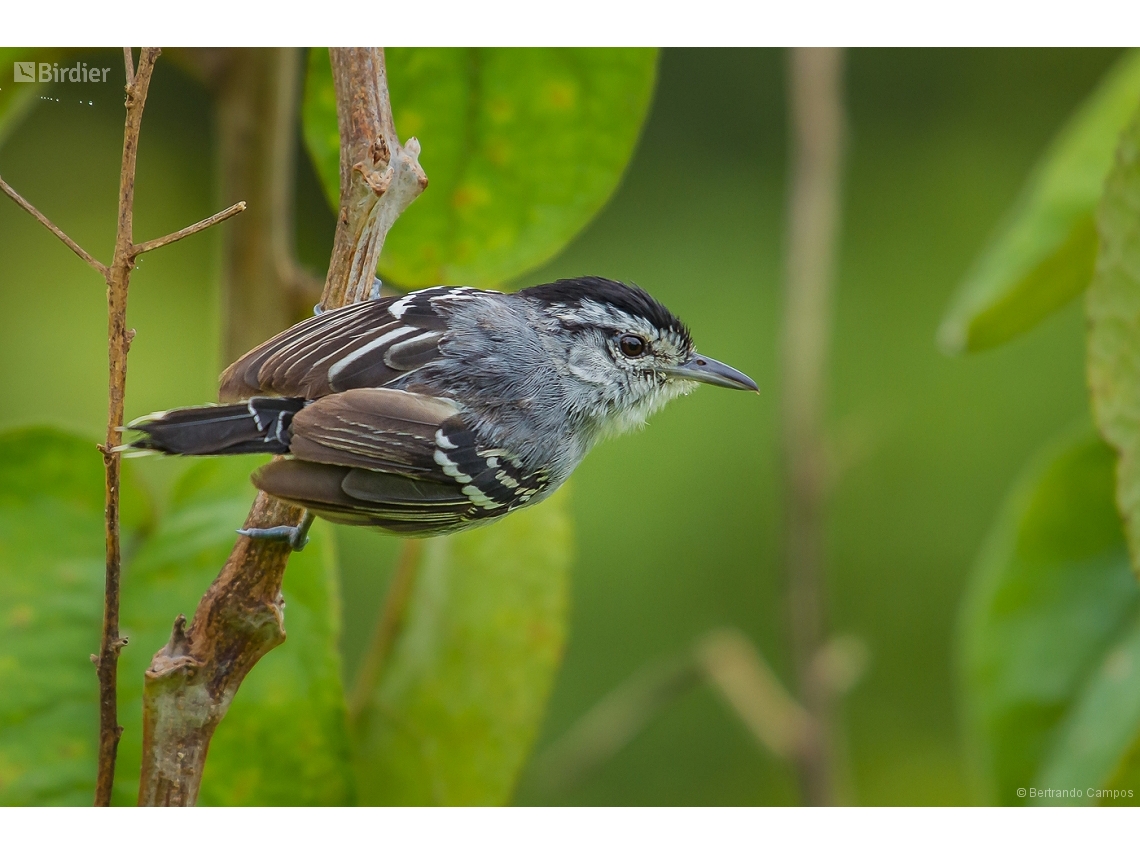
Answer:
238 512 313 551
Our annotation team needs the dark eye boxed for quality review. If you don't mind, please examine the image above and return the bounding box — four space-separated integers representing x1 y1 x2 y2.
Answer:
619 334 646 358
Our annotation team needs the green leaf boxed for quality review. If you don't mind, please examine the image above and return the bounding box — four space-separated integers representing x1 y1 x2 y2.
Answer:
0 49 60 149
958 430 1140 805
113 456 352 805
351 489 572 805
1089 100 1140 581
0 427 150 805
303 48 658 288
939 49 1140 354
1033 610 1140 803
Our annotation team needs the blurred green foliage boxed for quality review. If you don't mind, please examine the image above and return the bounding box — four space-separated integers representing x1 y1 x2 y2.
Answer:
303 48 658 288
0 432 352 805
114 455 351 806
352 490 571 805
939 49 1140 354
1088 103 1140 579
0 48 1130 806
0 428 149 804
0 48 56 148
958 432 1140 805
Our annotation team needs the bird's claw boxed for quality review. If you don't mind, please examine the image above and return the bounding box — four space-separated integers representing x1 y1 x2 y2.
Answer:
238 512 313 551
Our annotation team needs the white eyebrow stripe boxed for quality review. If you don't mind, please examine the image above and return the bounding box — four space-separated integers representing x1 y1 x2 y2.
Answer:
327 326 415 382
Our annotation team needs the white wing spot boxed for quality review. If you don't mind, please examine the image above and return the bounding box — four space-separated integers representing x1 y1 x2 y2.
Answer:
388 293 416 319
462 483 503 509
495 471 520 490
434 448 472 484
435 429 458 450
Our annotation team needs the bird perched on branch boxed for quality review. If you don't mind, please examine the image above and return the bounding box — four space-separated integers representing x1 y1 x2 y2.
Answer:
127 276 757 547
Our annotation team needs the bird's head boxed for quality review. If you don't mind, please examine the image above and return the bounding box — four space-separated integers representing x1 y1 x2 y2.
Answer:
522 277 758 437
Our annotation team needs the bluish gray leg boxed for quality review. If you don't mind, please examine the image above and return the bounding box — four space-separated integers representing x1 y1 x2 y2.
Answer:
370 277 384 300
238 511 314 551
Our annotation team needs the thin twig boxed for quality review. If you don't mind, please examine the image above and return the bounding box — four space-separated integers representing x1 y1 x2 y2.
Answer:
531 655 701 793
347 539 423 722
92 45 161 808
0 175 108 276
132 201 246 256
780 46 846 807
123 48 135 90
137 46 427 807
3 45 247 807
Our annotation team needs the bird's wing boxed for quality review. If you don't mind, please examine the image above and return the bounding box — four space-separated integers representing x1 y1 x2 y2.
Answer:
255 387 548 534
218 288 477 402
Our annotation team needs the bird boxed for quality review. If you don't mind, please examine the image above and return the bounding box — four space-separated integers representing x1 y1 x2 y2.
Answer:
126 276 758 547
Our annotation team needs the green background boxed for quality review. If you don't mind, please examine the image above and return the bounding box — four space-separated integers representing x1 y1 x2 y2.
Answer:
0 48 1120 805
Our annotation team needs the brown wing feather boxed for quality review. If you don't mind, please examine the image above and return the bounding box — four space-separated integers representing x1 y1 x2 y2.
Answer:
287 388 460 476
251 460 476 534
218 296 447 402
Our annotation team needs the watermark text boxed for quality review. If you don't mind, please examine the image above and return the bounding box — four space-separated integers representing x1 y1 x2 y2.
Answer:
13 61 110 84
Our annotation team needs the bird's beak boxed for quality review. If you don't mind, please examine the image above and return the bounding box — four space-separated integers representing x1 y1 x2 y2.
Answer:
665 353 759 392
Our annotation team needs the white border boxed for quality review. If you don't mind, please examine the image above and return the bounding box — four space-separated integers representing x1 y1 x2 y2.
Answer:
3 806 1139 854
1 0 1138 48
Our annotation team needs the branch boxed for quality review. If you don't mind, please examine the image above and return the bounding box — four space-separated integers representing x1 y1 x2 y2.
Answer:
132 201 246 256
138 46 427 807
123 48 135 90
530 655 700 793
780 46 846 806
2 46 248 807
90 45 161 809
323 48 428 308
212 48 306 361
347 539 422 722
0 175 108 277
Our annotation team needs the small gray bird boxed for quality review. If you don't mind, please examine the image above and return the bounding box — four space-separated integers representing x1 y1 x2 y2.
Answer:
128 277 757 544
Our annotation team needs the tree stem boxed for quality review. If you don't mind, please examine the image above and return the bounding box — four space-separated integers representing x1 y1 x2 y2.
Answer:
92 46 161 807
137 46 427 806
780 46 846 807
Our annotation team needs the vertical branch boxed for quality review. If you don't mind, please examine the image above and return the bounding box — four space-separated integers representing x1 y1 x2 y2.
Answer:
346 539 423 722
324 48 425 307
93 46 161 807
137 46 426 807
213 48 306 362
780 46 846 806
3 47 246 808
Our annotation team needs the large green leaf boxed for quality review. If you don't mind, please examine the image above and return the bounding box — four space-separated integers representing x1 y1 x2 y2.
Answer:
1089 101 1140 580
958 431 1140 805
0 431 351 805
113 456 352 805
1033 611 1140 803
939 49 1140 354
351 489 572 805
303 48 658 288
0 427 150 805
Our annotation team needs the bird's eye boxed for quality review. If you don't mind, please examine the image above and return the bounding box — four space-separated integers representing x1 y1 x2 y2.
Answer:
619 334 647 358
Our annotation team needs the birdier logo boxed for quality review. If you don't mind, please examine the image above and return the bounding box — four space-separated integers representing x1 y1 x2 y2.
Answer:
13 61 111 83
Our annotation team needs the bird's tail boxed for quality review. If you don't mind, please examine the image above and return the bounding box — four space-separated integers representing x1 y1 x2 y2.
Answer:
124 396 305 456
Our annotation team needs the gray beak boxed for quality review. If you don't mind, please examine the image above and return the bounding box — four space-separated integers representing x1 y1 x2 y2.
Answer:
666 353 759 392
